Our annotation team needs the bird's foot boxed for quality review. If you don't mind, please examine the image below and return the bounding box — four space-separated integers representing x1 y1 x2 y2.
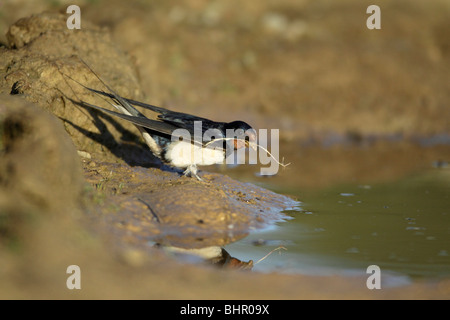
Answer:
183 165 203 181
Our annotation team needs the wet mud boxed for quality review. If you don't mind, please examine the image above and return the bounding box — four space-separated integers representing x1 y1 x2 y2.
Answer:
0 1 449 299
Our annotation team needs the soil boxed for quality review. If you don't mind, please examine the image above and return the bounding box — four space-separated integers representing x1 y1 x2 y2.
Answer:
0 0 449 299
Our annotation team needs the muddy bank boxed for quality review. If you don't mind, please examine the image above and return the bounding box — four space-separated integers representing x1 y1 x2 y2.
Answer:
82 157 297 249
0 11 304 299
0 2 449 300
0 94 84 244
1 12 147 165
0 11 297 244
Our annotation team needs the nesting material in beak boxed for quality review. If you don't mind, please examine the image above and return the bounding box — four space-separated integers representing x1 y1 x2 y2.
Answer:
234 129 257 150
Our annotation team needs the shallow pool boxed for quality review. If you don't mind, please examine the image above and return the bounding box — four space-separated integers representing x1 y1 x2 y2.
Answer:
225 168 450 283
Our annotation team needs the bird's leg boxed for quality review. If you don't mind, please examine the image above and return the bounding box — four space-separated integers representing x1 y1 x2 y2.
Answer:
183 164 202 181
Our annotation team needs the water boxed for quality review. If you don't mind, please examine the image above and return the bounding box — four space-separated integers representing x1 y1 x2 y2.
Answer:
225 168 450 281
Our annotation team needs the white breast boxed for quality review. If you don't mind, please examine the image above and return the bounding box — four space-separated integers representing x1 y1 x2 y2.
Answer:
164 141 225 168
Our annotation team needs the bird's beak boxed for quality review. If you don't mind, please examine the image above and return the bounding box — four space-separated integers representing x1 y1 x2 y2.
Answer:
234 128 257 150
246 128 257 148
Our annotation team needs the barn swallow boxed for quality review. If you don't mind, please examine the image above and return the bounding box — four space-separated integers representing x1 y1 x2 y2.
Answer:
70 70 257 180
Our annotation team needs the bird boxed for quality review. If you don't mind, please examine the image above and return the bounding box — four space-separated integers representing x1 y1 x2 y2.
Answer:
69 66 257 181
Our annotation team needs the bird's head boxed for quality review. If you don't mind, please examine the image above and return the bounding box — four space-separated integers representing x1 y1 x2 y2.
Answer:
225 121 257 150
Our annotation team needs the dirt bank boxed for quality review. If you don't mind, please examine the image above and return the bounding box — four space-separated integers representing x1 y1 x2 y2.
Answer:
0 1 449 299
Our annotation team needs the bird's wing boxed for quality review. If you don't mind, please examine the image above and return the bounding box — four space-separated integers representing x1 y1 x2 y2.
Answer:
71 99 178 137
84 87 224 135
73 99 221 149
85 88 168 115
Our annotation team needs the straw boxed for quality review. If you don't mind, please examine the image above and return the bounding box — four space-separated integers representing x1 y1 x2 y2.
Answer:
254 246 287 265
204 138 291 168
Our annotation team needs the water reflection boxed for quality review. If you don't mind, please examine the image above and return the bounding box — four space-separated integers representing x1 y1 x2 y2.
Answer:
154 244 253 270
